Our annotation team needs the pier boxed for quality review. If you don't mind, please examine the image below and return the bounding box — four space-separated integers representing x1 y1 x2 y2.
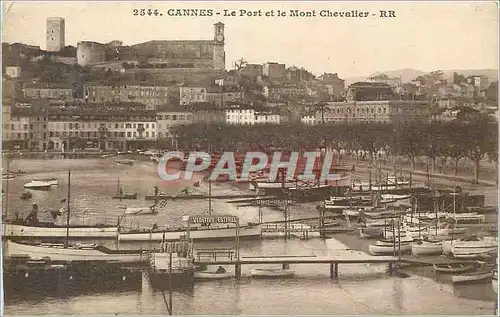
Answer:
193 255 399 279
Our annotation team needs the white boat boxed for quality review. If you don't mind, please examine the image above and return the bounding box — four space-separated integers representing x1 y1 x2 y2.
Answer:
123 206 158 215
449 237 498 258
451 271 493 283
3 223 118 238
24 180 52 189
368 243 411 255
447 213 486 224
411 241 443 256
255 181 295 190
194 266 233 280
250 268 294 278
359 227 383 238
432 263 475 274
376 236 414 245
118 223 262 241
2 174 15 180
6 240 146 263
33 178 58 186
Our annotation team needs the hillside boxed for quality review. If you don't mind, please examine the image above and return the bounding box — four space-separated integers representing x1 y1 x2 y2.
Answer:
344 68 498 86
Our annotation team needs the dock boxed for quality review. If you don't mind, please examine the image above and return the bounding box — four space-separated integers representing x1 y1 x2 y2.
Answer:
145 194 275 201
193 254 398 279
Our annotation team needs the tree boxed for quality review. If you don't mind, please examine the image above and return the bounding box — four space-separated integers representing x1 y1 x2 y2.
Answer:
398 123 425 170
446 121 468 176
233 58 247 71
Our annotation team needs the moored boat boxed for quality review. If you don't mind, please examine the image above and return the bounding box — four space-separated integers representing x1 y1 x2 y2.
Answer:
24 180 51 190
112 193 138 200
432 263 475 274
6 240 146 263
250 268 294 278
451 270 493 284
194 266 232 280
33 178 59 186
411 240 443 256
368 243 411 255
118 223 262 241
115 159 135 165
359 227 383 239
450 237 498 258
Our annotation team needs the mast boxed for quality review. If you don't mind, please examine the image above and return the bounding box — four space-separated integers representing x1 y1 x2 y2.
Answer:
208 177 212 215
4 154 10 220
65 169 71 247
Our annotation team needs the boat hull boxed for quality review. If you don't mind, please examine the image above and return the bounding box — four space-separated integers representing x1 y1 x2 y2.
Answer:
3 223 118 239
433 264 475 274
411 242 443 256
119 225 262 241
369 243 411 255
452 272 493 283
194 272 233 280
6 241 145 263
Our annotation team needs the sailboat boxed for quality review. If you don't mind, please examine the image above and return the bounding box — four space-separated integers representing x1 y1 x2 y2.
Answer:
118 177 262 241
112 179 138 200
411 193 443 256
3 170 118 239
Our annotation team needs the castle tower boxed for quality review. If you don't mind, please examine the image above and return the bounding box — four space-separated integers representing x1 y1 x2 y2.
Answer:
46 17 65 52
213 22 225 70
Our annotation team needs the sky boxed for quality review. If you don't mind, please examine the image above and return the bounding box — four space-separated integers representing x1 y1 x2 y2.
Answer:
1 1 498 78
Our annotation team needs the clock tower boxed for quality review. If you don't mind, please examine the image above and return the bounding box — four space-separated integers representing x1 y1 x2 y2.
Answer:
213 22 225 70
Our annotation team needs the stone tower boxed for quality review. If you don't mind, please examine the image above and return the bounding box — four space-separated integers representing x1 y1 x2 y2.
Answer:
213 22 225 70
46 17 65 52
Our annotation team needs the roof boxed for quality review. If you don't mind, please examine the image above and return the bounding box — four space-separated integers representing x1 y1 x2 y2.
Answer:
349 82 392 88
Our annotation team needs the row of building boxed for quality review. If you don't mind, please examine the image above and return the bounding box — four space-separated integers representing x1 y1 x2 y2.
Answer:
3 97 433 151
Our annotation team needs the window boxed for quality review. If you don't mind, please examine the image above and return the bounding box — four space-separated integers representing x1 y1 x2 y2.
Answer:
133 124 136 128
172 115 177 120
75 123 79 129
127 132 131 137
10 124 14 130
50 132 53 137
146 132 149 137
146 123 149 129
126 123 132 128
133 132 137 137
152 131 155 138
23 124 28 130
151 123 155 129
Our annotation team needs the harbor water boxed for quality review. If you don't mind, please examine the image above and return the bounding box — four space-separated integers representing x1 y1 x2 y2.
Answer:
2 158 498 315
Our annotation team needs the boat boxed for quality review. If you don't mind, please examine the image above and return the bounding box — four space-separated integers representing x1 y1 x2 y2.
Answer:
33 178 58 186
449 236 498 258
359 227 383 239
23 180 51 190
376 236 414 245
147 242 195 289
115 159 135 165
368 243 411 255
250 268 294 278
5 240 146 263
432 263 475 274
447 213 486 224
20 192 33 200
194 266 233 280
451 270 493 284
118 223 262 241
411 240 443 256
122 205 158 215
2 174 15 181
112 179 138 200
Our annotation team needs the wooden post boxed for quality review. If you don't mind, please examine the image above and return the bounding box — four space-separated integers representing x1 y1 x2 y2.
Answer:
282 263 289 270
334 263 339 278
330 263 334 278
235 263 241 280
388 262 394 276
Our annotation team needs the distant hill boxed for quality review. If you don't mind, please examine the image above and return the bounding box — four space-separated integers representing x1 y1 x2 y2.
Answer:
344 68 498 86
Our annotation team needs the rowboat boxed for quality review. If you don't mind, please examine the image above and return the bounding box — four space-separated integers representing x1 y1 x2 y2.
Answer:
451 271 493 284
359 227 383 239
33 178 59 186
24 180 51 190
112 193 138 200
6 240 146 263
194 266 233 280
250 268 294 278
432 263 475 274
368 243 411 255
376 236 414 245
123 206 158 215
450 238 498 258
411 240 443 256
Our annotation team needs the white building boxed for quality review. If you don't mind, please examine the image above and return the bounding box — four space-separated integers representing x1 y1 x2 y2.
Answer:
180 87 207 106
301 115 317 125
46 17 65 52
225 108 256 125
5 66 21 78
123 121 156 140
255 111 280 124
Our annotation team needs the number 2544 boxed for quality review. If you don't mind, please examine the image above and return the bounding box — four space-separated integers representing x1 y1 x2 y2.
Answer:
133 9 161 16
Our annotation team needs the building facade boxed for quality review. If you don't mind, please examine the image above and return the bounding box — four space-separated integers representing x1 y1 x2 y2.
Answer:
263 62 286 80
23 84 74 101
84 84 171 110
317 100 430 124
5 66 21 79
46 17 65 52
179 87 207 105
262 85 308 101
156 108 193 140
